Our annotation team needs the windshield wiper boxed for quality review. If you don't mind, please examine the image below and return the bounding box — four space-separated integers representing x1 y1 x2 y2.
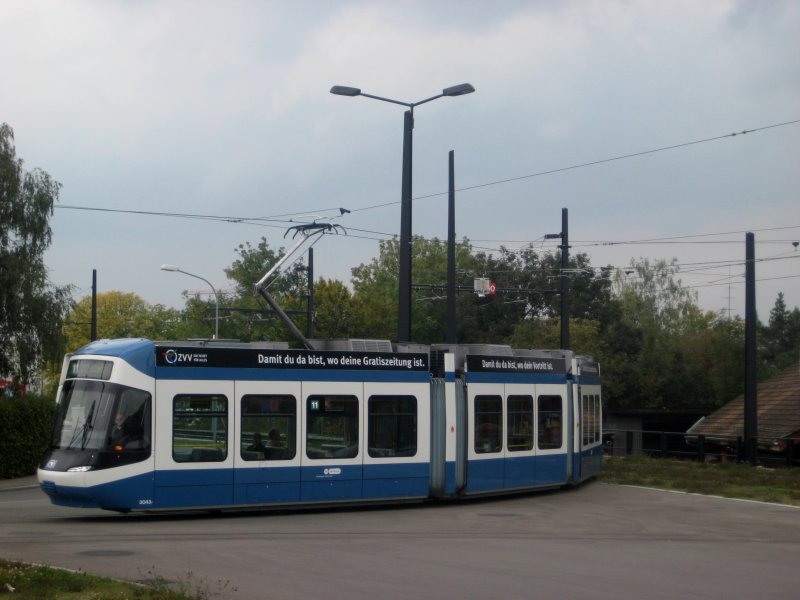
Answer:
79 401 97 450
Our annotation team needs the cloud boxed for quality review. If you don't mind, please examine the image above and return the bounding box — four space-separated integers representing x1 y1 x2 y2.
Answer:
1 0 797 315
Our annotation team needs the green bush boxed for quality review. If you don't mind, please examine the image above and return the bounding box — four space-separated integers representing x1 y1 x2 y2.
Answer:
0 394 56 478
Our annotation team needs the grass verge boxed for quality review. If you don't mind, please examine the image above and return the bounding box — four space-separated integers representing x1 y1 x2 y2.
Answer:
599 454 800 506
0 561 233 599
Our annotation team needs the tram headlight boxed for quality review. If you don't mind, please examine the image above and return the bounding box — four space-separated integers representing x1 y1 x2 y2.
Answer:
67 466 92 472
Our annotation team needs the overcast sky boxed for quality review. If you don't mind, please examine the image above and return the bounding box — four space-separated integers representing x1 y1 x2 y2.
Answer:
3 0 799 327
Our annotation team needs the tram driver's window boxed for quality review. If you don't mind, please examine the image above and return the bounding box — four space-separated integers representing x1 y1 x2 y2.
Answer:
475 395 503 454
173 394 228 462
110 388 152 452
241 395 296 461
538 395 562 449
306 396 359 459
368 396 417 458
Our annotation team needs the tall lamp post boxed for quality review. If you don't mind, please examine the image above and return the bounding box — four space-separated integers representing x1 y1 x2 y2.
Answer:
161 264 220 340
330 83 475 343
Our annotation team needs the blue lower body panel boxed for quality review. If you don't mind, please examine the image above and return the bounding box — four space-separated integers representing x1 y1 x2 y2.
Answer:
234 466 302 504
41 472 155 511
467 457 505 493
466 454 568 494
505 454 536 488
154 468 233 508
445 461 457 494
572 452 581 483
536 454 567 486
363 462 429 499
301 464 363 501
580 445 603 480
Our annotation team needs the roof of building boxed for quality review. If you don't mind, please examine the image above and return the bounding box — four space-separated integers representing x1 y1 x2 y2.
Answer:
688 363 800 443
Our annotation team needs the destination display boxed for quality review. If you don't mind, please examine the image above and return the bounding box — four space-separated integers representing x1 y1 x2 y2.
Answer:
156 346 429 372
466 354 566 375
578 361 599 376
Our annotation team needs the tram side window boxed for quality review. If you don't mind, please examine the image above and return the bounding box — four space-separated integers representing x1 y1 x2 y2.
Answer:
368 396 417 458
475 395 503 454
582 395 590 446
173 395 228 462
306 396 359 459
538 395 562 450
593 395 601 444
507 395 533 452
241 395 296 461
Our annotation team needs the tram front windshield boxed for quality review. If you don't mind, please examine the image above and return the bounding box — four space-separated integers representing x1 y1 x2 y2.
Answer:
52 380 151 452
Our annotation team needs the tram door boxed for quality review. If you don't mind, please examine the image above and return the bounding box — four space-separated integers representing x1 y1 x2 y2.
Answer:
300 381 364 502
504 384 537 489
534 384 569 486
362 381 431 500
153 379 235 509
466 382 506 493
466 383 570 493
234 380 302 505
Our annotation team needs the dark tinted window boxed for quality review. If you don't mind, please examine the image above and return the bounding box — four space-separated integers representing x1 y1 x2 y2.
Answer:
241 395 296 460
475 395 503 454
538 395 562 449
306 396 359 459
368 396 417 458
507 395 533 452
173 395 228 462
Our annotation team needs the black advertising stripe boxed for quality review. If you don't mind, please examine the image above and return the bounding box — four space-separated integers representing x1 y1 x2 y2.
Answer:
155 346 429 371
466 355 566 375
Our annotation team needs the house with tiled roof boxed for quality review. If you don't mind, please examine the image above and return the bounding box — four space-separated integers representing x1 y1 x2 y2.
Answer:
687 362 800 454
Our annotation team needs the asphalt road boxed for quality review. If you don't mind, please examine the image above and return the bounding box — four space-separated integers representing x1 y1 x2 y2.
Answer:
1 478 798 599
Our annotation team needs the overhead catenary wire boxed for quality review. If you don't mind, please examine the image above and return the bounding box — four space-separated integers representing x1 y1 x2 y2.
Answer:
51 118 799 304
56 199 800 255
58 198 794 285
355 118 800 208
55 118 800 226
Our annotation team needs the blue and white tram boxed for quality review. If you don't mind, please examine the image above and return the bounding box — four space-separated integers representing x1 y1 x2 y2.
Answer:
38 338 602 512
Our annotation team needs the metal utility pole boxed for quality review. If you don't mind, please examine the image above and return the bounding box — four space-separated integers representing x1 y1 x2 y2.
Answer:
744 231 758 464
446 150 456 343
399 109 414 343
330 83 475 343
307 247 315 339
91 269 97 341
545 208 570 349
560 208 570 350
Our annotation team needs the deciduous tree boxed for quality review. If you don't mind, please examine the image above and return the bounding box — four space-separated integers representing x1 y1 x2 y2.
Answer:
220 237 308 342
63 291 181 351
0 123 72 383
